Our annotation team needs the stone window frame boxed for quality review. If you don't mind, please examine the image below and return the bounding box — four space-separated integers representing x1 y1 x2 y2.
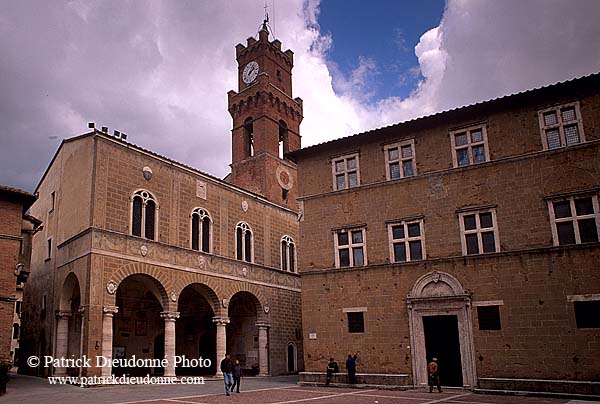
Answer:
547 192 600 246
567 294 600 329
449 124 490 168
331 152 360 191
130 189 159 241
386 217 426 263
280 235 296 272
190 207 212 253
457 207 500 256
46 238 52 261
235 221 254 263
343 307 367 334
473 301 504 331
538 101 585 150
333 225 367 268
384 139 416 180
49 191 55 213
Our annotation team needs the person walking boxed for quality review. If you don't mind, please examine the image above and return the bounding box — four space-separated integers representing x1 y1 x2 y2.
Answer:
220 353 234 396
231 358 242 393
427 357 442 393
346 354 357 384
325 357 339 386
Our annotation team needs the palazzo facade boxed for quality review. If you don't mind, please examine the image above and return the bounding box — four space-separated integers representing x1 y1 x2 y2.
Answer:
291 73 600 394
21 24 304 378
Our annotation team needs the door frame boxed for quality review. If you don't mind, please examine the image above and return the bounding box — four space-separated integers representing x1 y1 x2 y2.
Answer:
407 271 476 389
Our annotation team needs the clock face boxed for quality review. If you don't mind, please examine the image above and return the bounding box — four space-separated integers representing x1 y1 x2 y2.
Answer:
242 61 259 84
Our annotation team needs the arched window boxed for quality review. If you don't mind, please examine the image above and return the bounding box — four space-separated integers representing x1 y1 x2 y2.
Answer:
279 120 288 159
281 235 296 272
236 222 253 262
131 190 158 240
191 208 211 253
244 117 254 157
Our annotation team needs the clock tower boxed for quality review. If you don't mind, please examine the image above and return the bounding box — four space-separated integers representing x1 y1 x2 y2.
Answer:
227 21 303 207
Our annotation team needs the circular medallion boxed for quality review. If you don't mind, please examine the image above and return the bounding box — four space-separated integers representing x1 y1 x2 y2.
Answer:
142 166 153 181
106 281 117 295
241 200 249 212
140 245 148 257
276 165 293 190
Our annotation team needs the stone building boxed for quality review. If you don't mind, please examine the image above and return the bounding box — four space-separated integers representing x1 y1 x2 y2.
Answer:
291 73 600 394
21 24 303 378
0 186 40 365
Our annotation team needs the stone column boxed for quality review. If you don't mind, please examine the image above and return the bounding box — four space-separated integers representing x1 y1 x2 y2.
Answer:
78 306 85 376
256 322 270 376
161 311 180 377
101 305 118 377
54 310 72 376
212 316 230 374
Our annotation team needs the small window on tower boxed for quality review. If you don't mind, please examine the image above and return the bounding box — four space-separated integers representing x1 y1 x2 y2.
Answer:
279 120 288 159
244 117 254 157
277 70 282 81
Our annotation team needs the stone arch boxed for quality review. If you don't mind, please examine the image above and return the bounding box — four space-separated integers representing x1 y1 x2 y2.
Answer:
173 273 225 317
105 262 172 310
409 271 468 299
226 282 268 322
59 272 81 311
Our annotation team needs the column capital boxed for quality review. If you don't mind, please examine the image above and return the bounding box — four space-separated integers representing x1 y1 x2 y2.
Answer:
56 310 72 319
212 316 230 326
103 305 119 315
256 322 271 329
160 311 180 321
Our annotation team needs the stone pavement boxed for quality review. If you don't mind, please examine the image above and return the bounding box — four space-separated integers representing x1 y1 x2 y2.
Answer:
1 373 599 404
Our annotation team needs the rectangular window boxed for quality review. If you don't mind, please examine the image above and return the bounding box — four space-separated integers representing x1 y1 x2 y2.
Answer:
548 194 600 246
334 227 366 268
347 312 365 333
388 219 425 262
332 153 360 191
574 301 600 328
49 191 55 212
46 238 52 260
384 140 416 180
538 102 585 150
477 306 502 330
450 125 489 167
459 209 499 255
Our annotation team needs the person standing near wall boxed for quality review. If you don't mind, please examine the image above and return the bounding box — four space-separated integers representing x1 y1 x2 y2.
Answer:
427 358 442 393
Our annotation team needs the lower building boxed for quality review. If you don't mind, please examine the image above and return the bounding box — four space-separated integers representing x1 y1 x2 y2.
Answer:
0 186 39 365
291 73 600 395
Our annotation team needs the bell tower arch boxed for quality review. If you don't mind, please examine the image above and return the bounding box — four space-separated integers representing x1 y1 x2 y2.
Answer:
227 19 303 207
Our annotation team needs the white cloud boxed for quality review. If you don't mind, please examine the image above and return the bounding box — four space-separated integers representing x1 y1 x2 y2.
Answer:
1 0 599 191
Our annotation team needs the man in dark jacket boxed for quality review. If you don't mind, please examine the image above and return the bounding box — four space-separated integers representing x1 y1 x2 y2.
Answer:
220 353 234 396
346 354 357 384
325 357 339 386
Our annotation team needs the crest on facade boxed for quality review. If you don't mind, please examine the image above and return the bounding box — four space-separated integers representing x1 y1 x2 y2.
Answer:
106 281 117 295
142 166 153 181
140 245 148 256
242 267 248 277
170 292 178 302
264 304 270 314
222 298 229 308
241 200 249 212
198 255 206 268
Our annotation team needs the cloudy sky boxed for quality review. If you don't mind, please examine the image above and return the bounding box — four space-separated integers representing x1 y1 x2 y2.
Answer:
1 0 599 192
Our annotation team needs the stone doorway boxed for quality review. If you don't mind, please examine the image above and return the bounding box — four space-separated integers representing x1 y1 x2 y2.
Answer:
423 315 463 387
407 271 476 389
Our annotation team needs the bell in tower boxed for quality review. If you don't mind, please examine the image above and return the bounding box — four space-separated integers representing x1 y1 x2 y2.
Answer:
227 18 303 208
